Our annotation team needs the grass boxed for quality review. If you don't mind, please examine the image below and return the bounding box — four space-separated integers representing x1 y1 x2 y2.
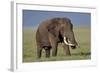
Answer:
23 26 91 62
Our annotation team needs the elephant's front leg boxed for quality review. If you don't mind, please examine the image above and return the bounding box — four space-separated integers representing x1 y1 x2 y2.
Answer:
51 42 58 56
62 43 71 56
48 33 58 57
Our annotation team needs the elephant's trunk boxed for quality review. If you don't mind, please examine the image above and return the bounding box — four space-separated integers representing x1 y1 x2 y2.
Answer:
63 36 75 46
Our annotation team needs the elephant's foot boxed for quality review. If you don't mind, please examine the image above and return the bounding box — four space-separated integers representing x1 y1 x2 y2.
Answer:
52 54 57 57
65 51 71 56
52 52 57 57
52 48 57 57
65 47 71 56
45 49 50 58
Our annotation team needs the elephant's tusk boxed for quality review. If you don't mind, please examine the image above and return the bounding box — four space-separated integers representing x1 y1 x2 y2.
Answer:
64 37 75 46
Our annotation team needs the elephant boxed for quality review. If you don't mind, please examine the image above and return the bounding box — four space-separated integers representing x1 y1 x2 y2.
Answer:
36 17 78 58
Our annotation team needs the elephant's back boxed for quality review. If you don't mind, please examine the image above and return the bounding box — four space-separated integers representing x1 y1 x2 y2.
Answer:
38 19 50 29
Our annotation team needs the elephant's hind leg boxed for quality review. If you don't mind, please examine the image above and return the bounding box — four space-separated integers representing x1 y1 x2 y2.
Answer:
44 47 51 58
37 48 42 59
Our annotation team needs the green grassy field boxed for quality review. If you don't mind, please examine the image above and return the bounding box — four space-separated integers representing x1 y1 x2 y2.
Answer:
23 26 91 62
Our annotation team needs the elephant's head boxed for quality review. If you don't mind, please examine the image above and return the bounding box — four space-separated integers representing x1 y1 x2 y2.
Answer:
48 17 78 49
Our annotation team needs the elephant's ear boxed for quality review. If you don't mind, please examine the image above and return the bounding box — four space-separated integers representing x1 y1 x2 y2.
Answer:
48 23 56 30
47 24 59 37
47 18 60 31
47 18 61 37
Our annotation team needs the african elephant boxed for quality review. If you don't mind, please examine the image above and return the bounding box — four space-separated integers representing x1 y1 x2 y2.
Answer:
36 17 78 58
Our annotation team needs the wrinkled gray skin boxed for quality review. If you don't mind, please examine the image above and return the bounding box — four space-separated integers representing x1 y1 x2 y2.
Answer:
36 17 77 58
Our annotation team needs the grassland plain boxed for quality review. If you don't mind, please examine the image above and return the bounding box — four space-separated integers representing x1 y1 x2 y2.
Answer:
23 26 91 62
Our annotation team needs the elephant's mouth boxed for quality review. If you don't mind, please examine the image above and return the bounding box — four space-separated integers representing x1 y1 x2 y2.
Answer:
64 36 77 49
